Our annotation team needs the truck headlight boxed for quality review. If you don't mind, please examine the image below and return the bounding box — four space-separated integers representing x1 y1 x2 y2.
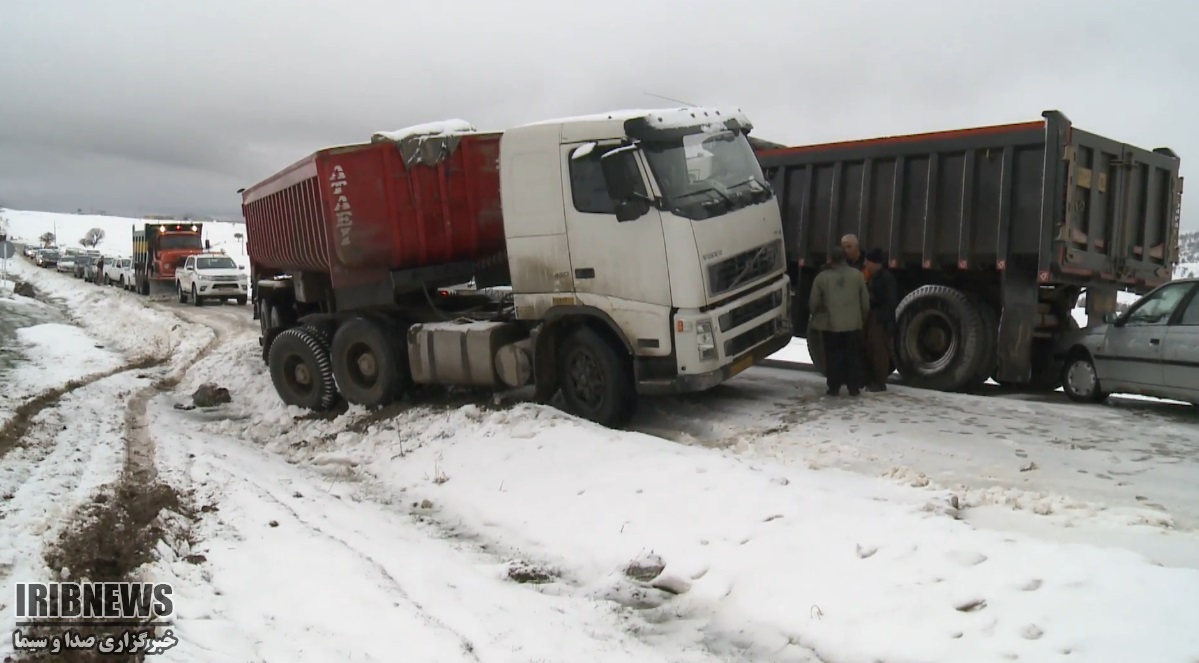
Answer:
696 320 717 360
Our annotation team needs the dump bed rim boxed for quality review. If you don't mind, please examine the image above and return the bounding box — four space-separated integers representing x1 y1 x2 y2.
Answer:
756 119 1046 165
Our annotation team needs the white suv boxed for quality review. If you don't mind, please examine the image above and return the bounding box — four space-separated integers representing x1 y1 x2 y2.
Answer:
176 253 248 306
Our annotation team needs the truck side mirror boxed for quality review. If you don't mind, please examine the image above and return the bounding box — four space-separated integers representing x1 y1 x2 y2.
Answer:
238 264 245 270
614 199 650 222
1103 312 1119 324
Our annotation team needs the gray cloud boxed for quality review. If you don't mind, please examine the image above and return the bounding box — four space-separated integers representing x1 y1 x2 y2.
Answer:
0 0 1196 228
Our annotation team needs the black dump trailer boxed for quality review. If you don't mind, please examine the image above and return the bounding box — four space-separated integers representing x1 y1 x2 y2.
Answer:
756 110 1183 392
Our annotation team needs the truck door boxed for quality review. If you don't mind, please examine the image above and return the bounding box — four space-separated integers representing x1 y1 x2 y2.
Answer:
1161 284 1199 401
1096 281 1193 390
560 141 672 314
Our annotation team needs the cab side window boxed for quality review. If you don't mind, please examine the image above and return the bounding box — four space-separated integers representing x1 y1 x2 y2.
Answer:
568 146 647 215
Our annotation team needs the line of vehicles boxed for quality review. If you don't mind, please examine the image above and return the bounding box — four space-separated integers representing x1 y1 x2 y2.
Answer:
25 222 249 305
238 105 1189 424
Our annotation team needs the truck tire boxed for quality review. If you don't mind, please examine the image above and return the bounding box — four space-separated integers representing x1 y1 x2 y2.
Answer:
330 317 407 408
556 326 636 428
177 282 186 303
236 295 247 306
268 327 338 411
893 285 987 392
191 284 203 306
260 301 299 364
302 324 332 352
964 300 998 391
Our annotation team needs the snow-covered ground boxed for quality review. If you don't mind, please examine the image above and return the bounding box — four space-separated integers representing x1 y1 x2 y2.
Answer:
3 217 1199 661
130 292 1197 660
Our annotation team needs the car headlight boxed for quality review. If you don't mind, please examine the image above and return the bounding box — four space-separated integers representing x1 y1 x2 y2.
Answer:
696 320 717 360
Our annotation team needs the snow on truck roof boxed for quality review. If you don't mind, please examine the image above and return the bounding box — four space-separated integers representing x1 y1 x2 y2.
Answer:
370 119 478 143
520 106 752 132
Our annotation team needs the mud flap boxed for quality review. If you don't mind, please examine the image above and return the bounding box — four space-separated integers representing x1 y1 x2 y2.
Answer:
995 268 1037 383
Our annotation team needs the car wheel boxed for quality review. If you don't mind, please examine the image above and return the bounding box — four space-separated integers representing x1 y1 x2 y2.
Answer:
1062 353 1108 404
191 284 202 306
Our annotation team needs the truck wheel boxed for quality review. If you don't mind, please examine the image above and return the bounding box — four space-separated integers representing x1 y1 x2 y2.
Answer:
177 282 186 303
330 317 407 408
556 326 635 428
964 300 998 391
236 296 247 306
191 284 203 306
1062 352 1108 404
301 324 332 352
268 327 338 411
894 285 987 392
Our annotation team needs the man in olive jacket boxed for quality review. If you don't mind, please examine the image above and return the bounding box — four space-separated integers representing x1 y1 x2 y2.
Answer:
808 246 870 396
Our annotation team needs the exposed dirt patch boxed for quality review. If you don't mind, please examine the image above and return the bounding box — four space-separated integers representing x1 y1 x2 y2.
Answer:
0 356 163 459
10 317 223 663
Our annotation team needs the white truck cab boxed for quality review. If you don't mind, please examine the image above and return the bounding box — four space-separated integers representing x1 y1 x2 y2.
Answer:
499 107 791 396
176 252 248 305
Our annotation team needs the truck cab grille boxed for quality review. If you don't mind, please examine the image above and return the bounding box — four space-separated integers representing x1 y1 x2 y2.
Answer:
708 241 782 297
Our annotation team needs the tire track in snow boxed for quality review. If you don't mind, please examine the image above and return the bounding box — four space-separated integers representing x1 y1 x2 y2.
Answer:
191 449 483 660
0 356 163 459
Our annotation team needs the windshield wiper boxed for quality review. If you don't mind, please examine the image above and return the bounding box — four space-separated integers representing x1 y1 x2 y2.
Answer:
674 185 733 207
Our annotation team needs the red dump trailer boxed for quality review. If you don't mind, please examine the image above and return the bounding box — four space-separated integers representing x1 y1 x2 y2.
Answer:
242 130 509 310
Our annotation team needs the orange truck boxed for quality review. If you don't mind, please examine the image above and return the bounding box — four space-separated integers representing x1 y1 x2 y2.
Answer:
130 222 205 296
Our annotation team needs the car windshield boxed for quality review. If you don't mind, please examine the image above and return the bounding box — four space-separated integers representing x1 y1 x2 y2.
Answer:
43 251 59 258
159 234 202 250
197 257 237 269
642 130 772 221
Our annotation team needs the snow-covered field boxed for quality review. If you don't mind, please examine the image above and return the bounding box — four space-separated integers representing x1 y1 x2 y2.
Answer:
2 212 1199 662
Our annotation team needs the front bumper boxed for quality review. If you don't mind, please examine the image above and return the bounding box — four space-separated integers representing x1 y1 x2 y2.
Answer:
638 273 792 395
196 281 248 296
666 331 791 394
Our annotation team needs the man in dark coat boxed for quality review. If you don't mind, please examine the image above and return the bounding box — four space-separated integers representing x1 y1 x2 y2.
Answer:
863 248 899 391
809 246 870 396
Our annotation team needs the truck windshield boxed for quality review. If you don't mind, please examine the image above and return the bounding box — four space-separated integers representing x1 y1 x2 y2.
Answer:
197 257 237 269
642 130 772 221
158 234 202 250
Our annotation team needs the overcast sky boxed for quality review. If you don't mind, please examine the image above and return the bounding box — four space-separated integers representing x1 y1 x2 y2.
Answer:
1 0 1196 229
